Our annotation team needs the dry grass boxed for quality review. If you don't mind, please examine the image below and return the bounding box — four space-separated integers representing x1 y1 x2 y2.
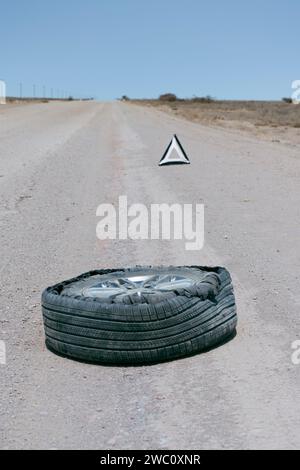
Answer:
133 99 300 128
131 98 300 145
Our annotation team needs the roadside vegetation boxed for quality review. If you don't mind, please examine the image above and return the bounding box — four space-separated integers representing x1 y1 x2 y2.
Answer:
130 93 300 129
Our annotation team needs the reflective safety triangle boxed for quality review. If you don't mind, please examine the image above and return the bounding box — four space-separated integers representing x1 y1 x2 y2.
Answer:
159 134 190 166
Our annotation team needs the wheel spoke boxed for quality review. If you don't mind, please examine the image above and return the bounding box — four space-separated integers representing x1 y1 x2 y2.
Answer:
83 271 196 299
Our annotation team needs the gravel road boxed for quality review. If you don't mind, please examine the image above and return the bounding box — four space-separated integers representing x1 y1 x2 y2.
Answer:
1 101 300 449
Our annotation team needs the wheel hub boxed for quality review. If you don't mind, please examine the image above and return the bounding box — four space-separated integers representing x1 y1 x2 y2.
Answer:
82 273 195 301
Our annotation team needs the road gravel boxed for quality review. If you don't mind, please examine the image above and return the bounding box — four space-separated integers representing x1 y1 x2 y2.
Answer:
1 101 300 449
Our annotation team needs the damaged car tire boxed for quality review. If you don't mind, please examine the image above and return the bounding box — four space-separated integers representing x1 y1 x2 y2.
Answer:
41 266 237 364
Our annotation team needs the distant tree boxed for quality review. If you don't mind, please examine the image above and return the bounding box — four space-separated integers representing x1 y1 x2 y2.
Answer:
191 95 215 103
282 97 292 103
159 93 177 102
121 95 130 101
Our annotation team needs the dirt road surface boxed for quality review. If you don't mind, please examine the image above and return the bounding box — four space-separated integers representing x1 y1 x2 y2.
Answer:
1 101 300 449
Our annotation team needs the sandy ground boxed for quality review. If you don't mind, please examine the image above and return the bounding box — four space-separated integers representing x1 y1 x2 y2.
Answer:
136 100 300 147
0 101 300 449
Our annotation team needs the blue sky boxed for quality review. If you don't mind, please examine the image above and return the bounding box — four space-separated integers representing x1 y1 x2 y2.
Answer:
0 0 299 100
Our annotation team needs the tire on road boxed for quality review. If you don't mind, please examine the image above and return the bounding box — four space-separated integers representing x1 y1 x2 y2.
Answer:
41 265 237 364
